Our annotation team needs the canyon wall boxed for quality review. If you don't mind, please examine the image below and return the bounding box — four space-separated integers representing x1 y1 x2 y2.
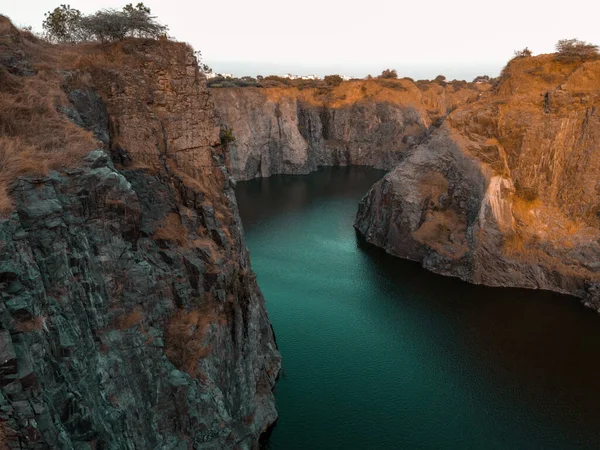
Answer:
0 18 279 449
355 54 600 305
211 80 489 180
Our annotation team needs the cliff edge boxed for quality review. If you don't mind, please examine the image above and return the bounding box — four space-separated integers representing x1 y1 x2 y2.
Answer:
0 16 280 449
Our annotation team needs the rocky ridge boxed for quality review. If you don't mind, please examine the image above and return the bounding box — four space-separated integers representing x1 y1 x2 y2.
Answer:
0 17 279 449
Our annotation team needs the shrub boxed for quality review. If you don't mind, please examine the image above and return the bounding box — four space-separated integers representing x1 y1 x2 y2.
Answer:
378 69 398 79
263 75 290 85
514 47 532 58
220 126 236 146
451 80 468 89
434 75 447 86
555 39 599 60
473 75 490 83
207 75 257 88
324 74 343 86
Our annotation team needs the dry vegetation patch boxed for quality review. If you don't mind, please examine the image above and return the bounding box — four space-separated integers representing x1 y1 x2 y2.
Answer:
164 305 225 376
0 15 197 215
0 16 98 214
153 212 188 246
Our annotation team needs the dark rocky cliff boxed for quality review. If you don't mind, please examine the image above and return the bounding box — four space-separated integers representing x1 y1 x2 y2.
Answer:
355 54 600 306
210 81 489 180
0 17 279 449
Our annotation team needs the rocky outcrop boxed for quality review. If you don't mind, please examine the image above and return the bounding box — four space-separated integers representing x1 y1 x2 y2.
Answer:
355 54 600 305
211 81 489 180
0 17 279 449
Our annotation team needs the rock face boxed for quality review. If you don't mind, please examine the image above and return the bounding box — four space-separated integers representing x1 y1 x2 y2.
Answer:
0 18 279 449
355 54 600 305
211 81 489 180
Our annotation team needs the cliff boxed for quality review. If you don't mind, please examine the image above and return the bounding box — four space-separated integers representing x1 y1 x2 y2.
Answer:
355 54 600 306
0 16 280 449
211 80 490 180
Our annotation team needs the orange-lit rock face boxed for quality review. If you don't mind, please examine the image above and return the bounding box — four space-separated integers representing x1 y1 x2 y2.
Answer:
450 55 600 227
210 80 489 180
356 54 600 305
84 40 221 177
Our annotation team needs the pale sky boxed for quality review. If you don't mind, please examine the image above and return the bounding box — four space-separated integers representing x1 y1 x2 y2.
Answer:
3 0 599 80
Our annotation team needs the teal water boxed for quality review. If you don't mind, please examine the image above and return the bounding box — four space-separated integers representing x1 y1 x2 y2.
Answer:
236 167 600 450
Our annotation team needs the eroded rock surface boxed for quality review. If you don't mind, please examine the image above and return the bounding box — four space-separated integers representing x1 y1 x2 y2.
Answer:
211 81 489 180
355 55 600 304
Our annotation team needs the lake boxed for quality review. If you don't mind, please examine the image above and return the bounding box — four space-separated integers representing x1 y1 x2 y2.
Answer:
236 167 600 450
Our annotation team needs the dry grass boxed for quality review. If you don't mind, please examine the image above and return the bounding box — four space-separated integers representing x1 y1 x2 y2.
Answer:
118 309 143 330
0 15 197 215
164 305 225 376
153 212 188 246
0 16 98 214
14 315 46 333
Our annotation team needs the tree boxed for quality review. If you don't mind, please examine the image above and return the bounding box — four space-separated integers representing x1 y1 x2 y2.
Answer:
79 6 166 42
42 4 83 43
555 39 599 59
79 10 130 42
324 74 343 86
42 3 167 43
121 3 166 39
378 69 397 79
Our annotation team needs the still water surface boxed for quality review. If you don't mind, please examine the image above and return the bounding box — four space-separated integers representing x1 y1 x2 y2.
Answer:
236 167 600 449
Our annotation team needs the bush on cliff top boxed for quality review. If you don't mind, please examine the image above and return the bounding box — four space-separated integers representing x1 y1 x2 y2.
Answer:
378 69 398 79
514 47 532 58
324 74 344 86
555 39 599 60
43 3 167 43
